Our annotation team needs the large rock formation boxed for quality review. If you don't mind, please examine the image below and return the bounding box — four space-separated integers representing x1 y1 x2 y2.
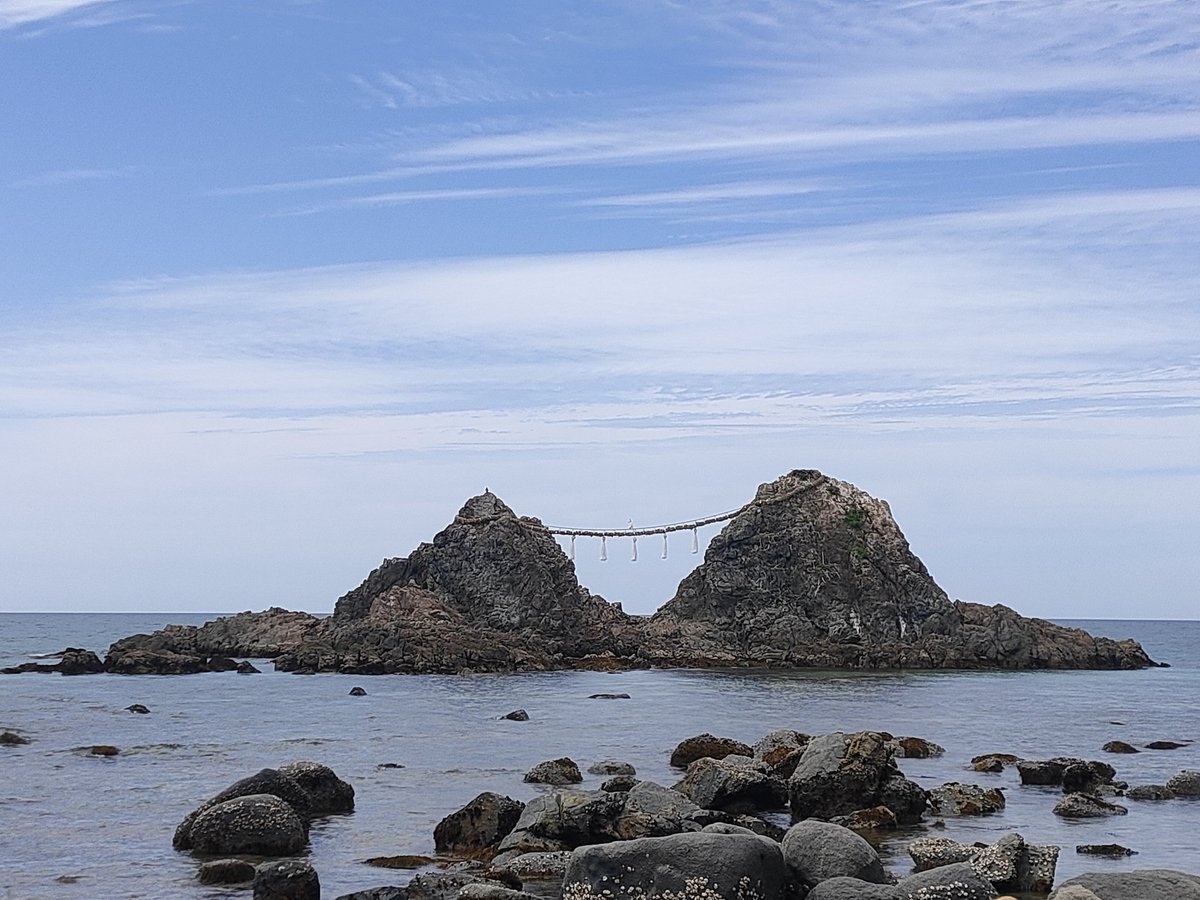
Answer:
272 492 641 673
642 469 1155 670
86 468 1156 674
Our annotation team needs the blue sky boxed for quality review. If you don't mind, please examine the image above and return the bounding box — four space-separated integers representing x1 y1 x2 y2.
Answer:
2 1 1198 619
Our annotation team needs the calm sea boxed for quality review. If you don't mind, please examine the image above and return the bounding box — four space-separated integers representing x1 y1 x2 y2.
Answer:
0 615 1197 900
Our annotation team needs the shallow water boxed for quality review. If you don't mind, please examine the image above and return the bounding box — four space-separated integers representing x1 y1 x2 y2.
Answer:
1 615 1197 899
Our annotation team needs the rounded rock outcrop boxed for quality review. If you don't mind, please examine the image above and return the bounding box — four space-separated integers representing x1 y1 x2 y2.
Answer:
782 819 888 889
669 733 754 768
523 758 582 786
434 792 526 856
189 794 307 856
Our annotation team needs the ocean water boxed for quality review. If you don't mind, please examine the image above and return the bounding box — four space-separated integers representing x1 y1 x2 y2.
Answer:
0 614 1197 900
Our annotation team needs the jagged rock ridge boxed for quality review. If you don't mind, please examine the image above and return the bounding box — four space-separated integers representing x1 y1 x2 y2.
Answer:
96 469 1156 674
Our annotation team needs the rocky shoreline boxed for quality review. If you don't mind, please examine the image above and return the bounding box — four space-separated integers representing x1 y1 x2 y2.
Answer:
4 470 1160 677
162 726 1200 900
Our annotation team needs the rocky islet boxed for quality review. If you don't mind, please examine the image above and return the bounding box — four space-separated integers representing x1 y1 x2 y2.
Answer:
9 469 1158 678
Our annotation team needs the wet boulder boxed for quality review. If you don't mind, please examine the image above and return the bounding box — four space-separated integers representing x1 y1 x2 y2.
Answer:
669 733 753 768
105 648 209 675
174 768 312 850
753 729 810 779
895 863 997 900
782 819 888 889
1126 783 1175 800
563 831 786 900
524 757 582 785
909 832 1056 894
830 805 897 831
1166 770 1200 797
434 792 525 856
928 782 1006 816
1102 740 1139 754
1061 761 1117 795
252 859 319 900
587 759 635 776
190 794 307 856
198 859 257 884
971 833 1059 894
57 649 105 675
1016 757 1085 786
1 731 30 745
886 736 945 758
789 731 926 824
501 709 529 721
277 761 354 815
806 863 998 900
1053 793 1127 818
674 755 788 813
601 775 638 792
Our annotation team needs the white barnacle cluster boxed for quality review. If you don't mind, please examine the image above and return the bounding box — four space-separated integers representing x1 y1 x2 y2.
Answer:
562 875 765 900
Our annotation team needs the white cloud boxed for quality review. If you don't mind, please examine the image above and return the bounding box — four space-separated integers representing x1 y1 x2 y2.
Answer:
0 0 113 28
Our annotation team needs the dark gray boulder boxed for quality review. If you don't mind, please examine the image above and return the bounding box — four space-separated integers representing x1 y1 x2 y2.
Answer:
753 729 810 779
886 736 945 759
806 877 897 900
277 761 355 814
253 859 319 900
197 859 256 884
57 649 105 675
1102 740 1138 754
907 837 976 871
174 767 312 850
674 756 788 813
781 819 887 889
0 731 30 745
563 832 786 900
1167 770 1200 796
434 792 525 856
501 709 529 721
788 731 926 824
1061 761 1117 794
524 758 582 785
1053 793 1127 818
927 782 1005 816
1049 870 1200 899
1126 783 1175 800
587 759 635 776
601 774 638 792
189 794 307 856
669 733 754 768
896 863 997 899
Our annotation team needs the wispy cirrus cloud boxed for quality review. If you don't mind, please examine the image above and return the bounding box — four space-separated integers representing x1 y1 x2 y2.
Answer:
0 0 114 29
10 165 137 188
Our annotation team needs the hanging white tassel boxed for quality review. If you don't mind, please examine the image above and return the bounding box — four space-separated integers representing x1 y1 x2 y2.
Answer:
631 536 638 561
691 527 699 554
661 533 668 559
569 535 575 561
600 536 607 561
